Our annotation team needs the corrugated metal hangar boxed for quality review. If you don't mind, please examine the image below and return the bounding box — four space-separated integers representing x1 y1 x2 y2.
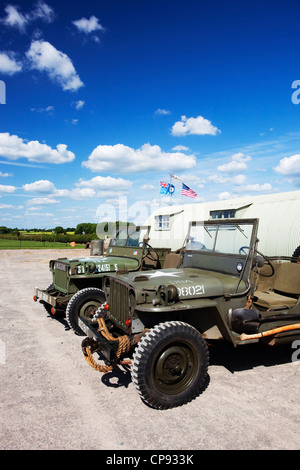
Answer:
146 190 300 257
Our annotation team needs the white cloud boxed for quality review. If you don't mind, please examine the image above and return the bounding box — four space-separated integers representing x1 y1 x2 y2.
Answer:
76 175 132 197
0 2 54 31
274 154 300 175
0 172 11 177
27 197 59 205
172 145 189 151
72 15 105 34
1 5 27 31
24 211 54 217
140 184 155 191
0 184 16 193
30 105 54 113
235 183 273 192
0 52 22 75
178 174 205 185
209 174 246 185
0 203 14 208
171 115 220 136
73 100 85 110
22 176 131 200
68 188 96 200
82 143 196 173
218 191 232 200
155 108 171 115
23 180 56 193
30 1 55 23
217 153 252 173
26 40 84 92
0 132 75 164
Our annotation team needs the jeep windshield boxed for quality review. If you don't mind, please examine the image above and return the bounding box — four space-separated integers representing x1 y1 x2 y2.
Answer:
186 220 255 255
111 225 150 248
183 219 259 280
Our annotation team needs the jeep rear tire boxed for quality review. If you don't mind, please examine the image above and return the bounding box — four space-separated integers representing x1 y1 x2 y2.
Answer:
66 287 105 336
131 321 209 409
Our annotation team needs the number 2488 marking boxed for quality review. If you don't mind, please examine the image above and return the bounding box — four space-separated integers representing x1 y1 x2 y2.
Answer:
177 284 205 297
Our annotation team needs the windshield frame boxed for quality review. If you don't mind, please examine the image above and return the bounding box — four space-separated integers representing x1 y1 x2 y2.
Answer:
110 225 150 248
185 219 258 257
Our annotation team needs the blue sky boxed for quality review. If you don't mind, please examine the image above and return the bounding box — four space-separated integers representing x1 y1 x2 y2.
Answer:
0 0 300 229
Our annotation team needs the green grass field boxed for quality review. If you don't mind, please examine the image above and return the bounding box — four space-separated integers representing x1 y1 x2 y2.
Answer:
0 239 86 249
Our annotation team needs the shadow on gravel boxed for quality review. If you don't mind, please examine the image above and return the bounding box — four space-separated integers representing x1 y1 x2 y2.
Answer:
46 312 71 332
91 340 295 392
101 364 132 388
208 340 294 373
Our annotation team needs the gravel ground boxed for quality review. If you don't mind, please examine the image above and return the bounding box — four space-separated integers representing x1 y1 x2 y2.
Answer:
0 249 299 451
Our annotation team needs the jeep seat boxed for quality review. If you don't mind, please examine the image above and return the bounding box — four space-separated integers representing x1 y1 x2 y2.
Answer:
254 262 300 310
163 253 182 269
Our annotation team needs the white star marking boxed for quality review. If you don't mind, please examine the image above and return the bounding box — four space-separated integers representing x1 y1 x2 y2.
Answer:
146 271 179 278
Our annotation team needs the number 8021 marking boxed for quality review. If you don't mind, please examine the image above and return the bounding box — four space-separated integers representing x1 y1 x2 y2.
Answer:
177 284 205 297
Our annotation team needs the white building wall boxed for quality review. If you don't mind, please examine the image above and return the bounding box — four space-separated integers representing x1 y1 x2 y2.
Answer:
146 190 300 257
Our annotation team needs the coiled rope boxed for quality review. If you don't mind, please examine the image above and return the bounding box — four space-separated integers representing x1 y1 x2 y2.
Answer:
83 317 131 373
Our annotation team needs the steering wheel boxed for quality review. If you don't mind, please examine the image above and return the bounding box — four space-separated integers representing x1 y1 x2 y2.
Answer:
239 246 249 255
143 243 159 262
239 246 275 277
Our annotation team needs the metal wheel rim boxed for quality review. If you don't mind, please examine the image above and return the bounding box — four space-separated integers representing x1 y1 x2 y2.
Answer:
79 300 102 321
153 341 199 395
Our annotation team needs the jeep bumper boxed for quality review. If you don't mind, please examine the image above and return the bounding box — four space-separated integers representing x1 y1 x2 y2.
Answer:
79 317 120 362
33 287 56 307
33 287 71 311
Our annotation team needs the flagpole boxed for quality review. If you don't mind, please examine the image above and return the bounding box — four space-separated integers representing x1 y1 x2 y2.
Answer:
159 180 161 206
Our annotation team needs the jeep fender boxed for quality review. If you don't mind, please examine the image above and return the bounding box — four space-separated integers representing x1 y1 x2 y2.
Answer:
134 298 234 343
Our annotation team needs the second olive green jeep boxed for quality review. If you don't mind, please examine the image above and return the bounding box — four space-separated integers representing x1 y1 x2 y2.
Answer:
33 225 172 335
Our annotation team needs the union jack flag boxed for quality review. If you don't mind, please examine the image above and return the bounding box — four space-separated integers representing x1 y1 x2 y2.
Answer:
182 183 197 199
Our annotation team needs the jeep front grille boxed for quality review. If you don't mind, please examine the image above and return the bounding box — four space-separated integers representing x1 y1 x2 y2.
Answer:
53 266 68 292
109 278 130 329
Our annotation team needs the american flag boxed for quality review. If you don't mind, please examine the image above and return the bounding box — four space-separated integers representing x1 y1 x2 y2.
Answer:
182 183 198 199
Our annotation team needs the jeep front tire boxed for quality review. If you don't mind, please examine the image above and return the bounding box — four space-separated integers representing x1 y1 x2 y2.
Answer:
131 321 209 409
66 287 105 336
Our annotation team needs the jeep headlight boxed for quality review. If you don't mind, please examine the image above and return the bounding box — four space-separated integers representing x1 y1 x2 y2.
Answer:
154 284 179 306
167 284 178 302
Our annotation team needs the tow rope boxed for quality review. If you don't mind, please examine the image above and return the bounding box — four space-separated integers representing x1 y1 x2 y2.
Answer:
82 317 131 373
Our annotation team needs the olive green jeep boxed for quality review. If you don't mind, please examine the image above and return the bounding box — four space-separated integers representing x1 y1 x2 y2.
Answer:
33 225 172 335
79 218 300 409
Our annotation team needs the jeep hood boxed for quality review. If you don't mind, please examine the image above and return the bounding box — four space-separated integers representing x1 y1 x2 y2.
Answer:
115 267 247 299
52 255 140 273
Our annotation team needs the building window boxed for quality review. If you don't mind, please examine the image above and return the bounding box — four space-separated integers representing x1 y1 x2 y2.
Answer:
210 210 236 219
154 214 170 230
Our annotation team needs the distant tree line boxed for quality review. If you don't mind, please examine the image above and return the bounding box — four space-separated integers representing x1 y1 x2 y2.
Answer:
0 221 130 243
